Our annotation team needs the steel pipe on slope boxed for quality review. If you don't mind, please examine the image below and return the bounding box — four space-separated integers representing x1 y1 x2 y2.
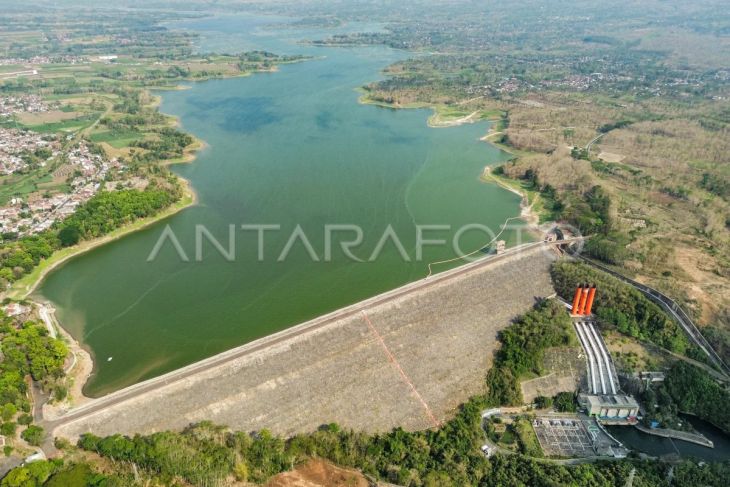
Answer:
587 322 617 395
579 321 607 394
574 322 599 394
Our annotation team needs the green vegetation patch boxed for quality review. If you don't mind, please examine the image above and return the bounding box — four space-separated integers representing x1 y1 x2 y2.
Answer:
647 361 730 434
75 408 658 486
0 309 67 445
23 114 99 133
89 129 143 148
551 261 689 353
0 171 55 206
486 299 574 406
554 391 578 412
513 418 543 457
0 188 178 286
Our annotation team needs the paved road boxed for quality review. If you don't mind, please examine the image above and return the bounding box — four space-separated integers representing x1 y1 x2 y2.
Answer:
31 381 49 425
0 458 23 480
37 303 57 339
585 133 605 151
45 240 578 438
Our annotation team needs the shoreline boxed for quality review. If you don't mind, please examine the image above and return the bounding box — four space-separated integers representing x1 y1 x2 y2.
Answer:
17 171 198 408
16 61 306 407
40 305 95 416
427 110 480 128
8 92 202 405
48 241 554 438
356 92 537 226
357 92 500 128
358 92 542 268
480 165 539 229
6 177 197 301
7 82 206 301
32 74 526 408
18 157 199 406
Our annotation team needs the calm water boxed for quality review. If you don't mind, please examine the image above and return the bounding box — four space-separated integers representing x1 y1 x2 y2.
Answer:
37 15 523 396
608 416 730 461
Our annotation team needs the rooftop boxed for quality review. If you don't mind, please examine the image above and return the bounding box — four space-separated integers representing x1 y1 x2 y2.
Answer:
580 394 640 409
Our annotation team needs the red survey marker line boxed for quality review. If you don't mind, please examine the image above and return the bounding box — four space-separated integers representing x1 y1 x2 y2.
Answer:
361 311 441 428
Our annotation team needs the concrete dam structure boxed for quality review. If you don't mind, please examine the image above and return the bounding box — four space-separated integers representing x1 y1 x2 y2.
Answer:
50 243 559 440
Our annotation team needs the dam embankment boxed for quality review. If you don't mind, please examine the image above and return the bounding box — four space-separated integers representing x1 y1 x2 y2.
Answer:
51 243 558 439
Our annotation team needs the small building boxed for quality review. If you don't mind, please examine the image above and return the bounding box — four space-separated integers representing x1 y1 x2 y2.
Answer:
639 371 665 383
3 303 29 317
24 452 46 464
481 444 495 458
495 240 506 254
579 394 640 419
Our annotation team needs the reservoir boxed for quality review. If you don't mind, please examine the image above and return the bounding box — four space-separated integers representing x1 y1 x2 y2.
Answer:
37 15 524 396
608 416 730 462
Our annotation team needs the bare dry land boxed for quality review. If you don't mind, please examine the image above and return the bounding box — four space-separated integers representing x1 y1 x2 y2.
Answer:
52 245 557 440
520 346 586 403
16 110 81 124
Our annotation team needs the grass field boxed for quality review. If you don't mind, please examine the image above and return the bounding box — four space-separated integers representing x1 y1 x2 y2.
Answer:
24 113 99 133
513 418 544 457
0 171 56 205
89 129 143 148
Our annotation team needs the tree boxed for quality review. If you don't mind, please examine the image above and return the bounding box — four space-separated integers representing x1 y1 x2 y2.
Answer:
21 425 44 446
534 396 553 409
45 464 93 487
1 422 16 436
1 403 16 422
57 225 81 247
0 459 56 487
661 362 730 434
17 414 32 426
554 392 577 412
233 462 249 482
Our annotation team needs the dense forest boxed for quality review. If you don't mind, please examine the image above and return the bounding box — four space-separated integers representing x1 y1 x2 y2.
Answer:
58 188 177 244
0 310 67 455
653 361 730 434
485 299 574 406
0 187 178 286
551 261 689 353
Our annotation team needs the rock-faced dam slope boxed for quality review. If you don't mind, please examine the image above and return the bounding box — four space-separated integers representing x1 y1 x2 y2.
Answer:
52 243 558 439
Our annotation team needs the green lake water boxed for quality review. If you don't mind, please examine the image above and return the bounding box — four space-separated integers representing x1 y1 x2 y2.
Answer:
36 15 525 396
608 415 730 461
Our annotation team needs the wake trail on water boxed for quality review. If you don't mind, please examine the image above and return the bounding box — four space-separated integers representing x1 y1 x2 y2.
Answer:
425 215 525 278
83 268 189 340
402 152 430 244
